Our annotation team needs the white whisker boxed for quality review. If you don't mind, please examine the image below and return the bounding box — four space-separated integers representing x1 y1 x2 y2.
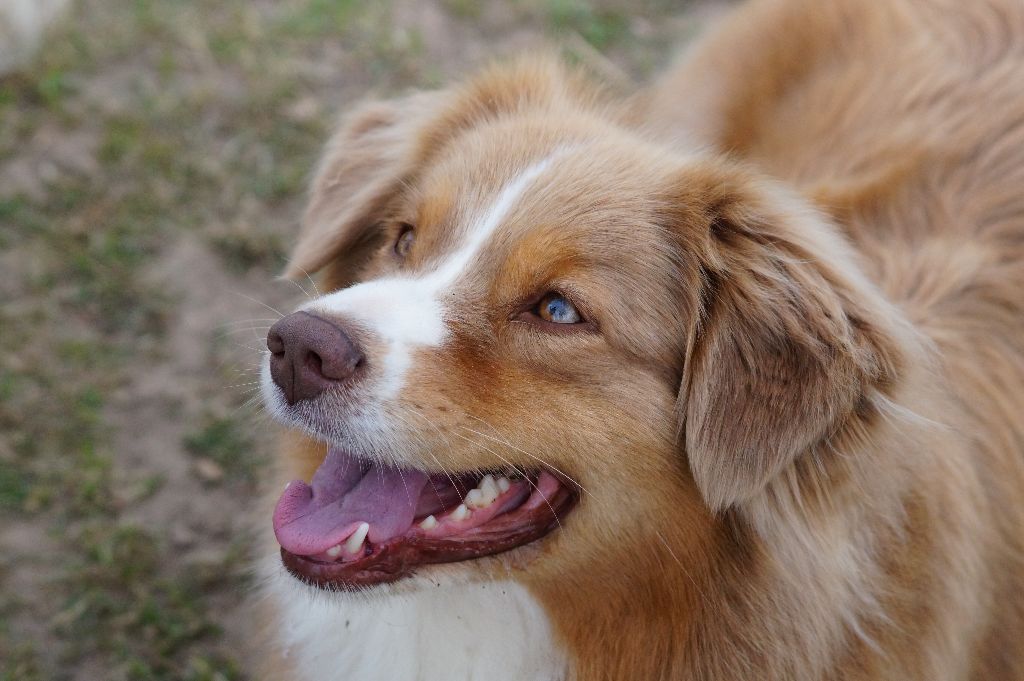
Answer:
654 530 709 607
230 291 286 319
391 410 466 505
459 421 592 498
289 264 323 299
451 429 562 530
217 317 281 327
279 275 313 301
223 380 262 389
215 326 273 338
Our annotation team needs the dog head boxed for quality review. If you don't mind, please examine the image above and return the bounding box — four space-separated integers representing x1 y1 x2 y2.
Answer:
260 57 905 595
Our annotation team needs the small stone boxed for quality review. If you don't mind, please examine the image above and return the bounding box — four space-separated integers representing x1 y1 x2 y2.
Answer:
194 458 224 482
286 97 321 123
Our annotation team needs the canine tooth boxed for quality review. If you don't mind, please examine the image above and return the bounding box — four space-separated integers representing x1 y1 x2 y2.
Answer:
419 515 437 530
451 504 471 521
325 544 343 558
497 477 511 493
345 522 370 555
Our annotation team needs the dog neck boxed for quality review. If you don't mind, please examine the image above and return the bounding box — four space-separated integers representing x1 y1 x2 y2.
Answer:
265 565 569 681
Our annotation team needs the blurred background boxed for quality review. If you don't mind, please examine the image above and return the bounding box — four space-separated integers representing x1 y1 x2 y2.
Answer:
0 1 726 679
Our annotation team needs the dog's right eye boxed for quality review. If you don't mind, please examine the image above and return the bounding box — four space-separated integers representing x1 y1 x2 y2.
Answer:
394 224 415 257
536 293 582 324
512 291 596 334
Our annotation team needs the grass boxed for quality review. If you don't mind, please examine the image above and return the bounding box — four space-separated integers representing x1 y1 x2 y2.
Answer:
546 0 631 49
184 416 260 484
0 0 704 678
0 645 44 681
54 523 244 681
0 13 380 673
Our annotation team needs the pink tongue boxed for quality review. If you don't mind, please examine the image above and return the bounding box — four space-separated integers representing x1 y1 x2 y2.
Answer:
272 446 429 556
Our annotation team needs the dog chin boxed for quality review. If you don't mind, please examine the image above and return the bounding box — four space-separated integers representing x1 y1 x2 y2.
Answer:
263 551 496 603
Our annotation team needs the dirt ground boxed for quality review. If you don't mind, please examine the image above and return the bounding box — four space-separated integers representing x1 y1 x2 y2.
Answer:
0 1 727 679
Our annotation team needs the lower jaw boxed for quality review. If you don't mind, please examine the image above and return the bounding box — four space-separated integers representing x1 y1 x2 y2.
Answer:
280 482 577 590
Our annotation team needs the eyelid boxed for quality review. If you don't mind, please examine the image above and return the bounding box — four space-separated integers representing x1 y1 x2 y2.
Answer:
512 311 599 335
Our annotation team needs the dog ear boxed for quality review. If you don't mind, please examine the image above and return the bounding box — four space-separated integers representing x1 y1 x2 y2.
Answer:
672 164 906 512
282 90 445 282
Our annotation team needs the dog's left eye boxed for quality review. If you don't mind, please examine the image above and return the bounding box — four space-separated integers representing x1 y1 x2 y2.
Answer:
394 224 415 257
536 292 582 324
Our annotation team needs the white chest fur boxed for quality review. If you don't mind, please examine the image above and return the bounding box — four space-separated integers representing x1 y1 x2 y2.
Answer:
267 568 568 681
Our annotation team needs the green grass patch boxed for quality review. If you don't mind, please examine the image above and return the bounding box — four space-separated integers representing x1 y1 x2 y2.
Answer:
443 0 484 19
54 523 241 680
184 416 259 483
100 118 145 164
35 69 74 110
208 223 288 273
0 643 44 681
0 464 32 512
546 0 630 49
275 0 366 38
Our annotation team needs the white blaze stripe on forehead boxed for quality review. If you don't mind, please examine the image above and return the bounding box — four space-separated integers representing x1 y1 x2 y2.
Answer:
303 153 559 398
427 155 557 289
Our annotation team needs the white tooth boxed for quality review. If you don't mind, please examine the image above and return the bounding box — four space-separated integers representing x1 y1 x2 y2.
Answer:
345 522 370 555
451 504 471 521
325 544 342 558
480 476 499 504
497 477 511 493
466 489 484 509
419 515 437 530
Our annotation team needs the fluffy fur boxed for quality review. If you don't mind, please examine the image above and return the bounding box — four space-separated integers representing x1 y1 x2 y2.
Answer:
261 555 566 681
257 1 1024 679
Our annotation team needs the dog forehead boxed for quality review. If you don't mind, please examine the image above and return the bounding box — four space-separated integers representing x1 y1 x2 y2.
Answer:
430 151 562 282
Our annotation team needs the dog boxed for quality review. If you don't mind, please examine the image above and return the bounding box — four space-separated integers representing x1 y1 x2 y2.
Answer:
256 0 1024 678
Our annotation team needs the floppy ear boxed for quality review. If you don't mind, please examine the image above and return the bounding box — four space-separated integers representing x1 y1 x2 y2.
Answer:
674 165 907 511
283 90 446 282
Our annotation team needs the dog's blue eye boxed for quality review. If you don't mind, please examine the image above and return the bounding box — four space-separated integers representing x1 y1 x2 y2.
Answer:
537 293 582 324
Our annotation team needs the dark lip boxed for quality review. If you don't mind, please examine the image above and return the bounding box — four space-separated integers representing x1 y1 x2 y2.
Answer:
279 478 578 590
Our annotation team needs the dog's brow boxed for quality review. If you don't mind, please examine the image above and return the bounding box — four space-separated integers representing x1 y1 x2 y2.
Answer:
430 152 559 287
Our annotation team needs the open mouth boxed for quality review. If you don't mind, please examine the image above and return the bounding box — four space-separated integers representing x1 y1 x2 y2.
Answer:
272 446 577 589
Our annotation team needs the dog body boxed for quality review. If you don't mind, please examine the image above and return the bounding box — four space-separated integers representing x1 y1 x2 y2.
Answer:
258 1 1024 679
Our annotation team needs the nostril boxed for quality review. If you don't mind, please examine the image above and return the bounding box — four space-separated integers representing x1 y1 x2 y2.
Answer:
267 329 286 355
304 351 325 377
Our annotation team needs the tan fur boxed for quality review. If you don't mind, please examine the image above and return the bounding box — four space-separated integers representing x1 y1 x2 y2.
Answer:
261 1 1024 678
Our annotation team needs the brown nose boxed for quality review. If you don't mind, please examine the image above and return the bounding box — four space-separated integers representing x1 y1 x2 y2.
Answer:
267 312 364 405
